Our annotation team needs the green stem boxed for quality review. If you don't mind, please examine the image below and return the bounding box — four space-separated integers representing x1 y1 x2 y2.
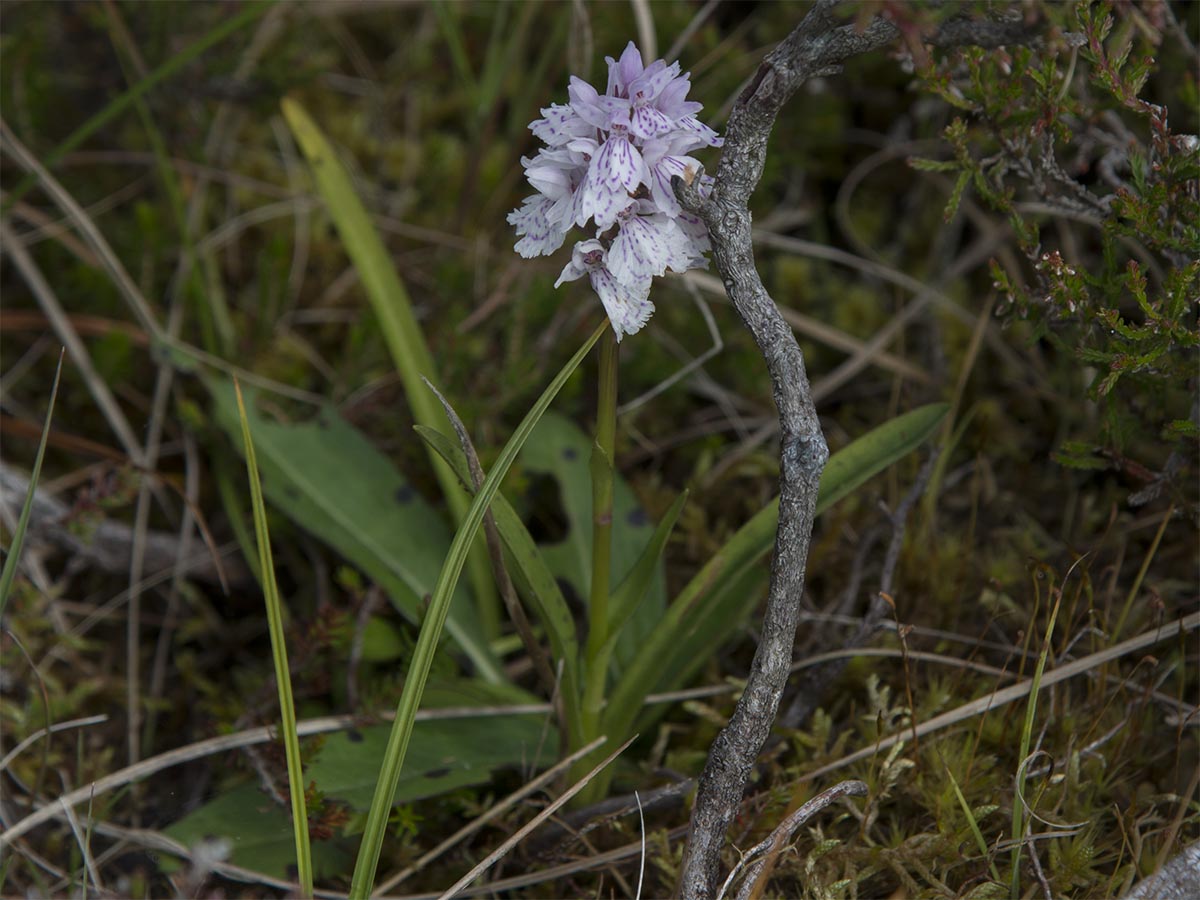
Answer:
588 331 619 655
575 330 619 802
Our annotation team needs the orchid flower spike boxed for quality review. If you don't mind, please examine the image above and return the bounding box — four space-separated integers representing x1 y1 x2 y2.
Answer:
508 41 722 340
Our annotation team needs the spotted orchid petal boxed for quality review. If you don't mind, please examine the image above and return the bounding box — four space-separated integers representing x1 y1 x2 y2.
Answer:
508 194 565 258
593 127 644 193
608 207 690 283
591 267 654 340
530 103 594 146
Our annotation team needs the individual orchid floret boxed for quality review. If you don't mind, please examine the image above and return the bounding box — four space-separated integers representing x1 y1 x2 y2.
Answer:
606 203 694 285
507 194 562 258
529 103 593 147
556 240 654 340
593 123 644 194
508 39 723 340
599 47 681 139
641 133 706 217
522 146 590 232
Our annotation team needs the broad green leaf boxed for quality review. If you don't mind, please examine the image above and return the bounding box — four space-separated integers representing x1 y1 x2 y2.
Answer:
280 96 501 643
206 376 501 682
164 686 547 881
162 782 350 881
308 710 550 811
357 617 406 663
520 411 665 670
603 489 689 657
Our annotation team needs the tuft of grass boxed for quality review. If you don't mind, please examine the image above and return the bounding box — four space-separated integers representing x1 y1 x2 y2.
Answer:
1009 560 1070 898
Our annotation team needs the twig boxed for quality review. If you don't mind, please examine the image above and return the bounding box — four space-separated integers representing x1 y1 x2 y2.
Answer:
781 452 937 730
436 735 635 900
373 736 608 896
634 790 647 900
669 2 904 893
672 4 1043 893
0 462 247 588
0 715 108 775
717 779 868 900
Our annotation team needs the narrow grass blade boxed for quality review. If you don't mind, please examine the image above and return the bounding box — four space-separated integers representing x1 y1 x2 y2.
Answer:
233 381 313 898
348 323 608 900
416 424 585 747
0 351 64 617
945 762 1002 883
280 96 502 646
432 1 478 102
1009 565 1067 898
414 428 579 659
3 2 272 212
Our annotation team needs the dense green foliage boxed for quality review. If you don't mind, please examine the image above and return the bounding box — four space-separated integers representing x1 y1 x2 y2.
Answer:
1 2 1195 897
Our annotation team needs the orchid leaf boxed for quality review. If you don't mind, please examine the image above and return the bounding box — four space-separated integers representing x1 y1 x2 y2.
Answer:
206 375 500 682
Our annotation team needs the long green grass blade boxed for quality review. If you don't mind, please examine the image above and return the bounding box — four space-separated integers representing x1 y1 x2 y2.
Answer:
416 424 584 747
280 96 502 647
945 762 1002 883
0 352 64 617
348 322 607 899
233 381 313 898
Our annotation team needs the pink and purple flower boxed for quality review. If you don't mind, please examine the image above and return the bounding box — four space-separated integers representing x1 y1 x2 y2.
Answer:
508 41 722 340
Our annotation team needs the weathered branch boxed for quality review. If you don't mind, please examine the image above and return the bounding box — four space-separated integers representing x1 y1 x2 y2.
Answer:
672 2 1040 896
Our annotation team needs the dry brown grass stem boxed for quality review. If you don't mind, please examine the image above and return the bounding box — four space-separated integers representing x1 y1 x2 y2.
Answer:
798 610 1200 785
373 736 608 896
0 704 558 849
436 735 636 900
